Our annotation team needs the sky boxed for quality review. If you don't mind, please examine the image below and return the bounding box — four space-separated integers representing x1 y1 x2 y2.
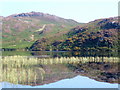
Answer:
0 0 119 23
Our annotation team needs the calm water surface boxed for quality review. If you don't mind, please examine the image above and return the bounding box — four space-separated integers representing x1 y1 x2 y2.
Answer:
1 51 119 88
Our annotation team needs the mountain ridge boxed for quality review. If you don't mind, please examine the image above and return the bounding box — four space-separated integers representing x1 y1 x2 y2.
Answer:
7 11 79 24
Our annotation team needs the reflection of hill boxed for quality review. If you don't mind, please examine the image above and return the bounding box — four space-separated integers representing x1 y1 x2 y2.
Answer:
34 64 77 86
66 62 119 84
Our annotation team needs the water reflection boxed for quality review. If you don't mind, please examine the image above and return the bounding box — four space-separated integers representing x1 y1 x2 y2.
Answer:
66 62 119 84
1 56 119 86
31 51 118 57
2 51 118 57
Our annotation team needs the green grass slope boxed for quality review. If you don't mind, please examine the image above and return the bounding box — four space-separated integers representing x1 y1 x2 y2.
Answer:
2 12 80 49
30 17 119 51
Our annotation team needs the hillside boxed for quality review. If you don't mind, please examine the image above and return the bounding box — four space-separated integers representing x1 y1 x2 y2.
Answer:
2 11 80 49
30 17 119 51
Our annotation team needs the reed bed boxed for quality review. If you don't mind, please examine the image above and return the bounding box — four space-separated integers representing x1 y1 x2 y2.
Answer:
2 67 45 85
1 56 119 66
1 56 46 85
2 56 38 68
1 56 119 85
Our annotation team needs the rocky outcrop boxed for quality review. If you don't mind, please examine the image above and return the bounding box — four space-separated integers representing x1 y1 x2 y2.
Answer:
9 11 79 25
12 12 44 17
96 17 120 29
101 22 120 29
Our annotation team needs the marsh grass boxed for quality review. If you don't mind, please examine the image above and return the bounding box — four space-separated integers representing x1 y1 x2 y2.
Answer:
1 56 119 85
1 56 46 85
2 56 119 66
2 67 45 85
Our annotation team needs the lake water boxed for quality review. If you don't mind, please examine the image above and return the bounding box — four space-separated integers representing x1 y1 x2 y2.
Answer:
1 51 119 88
0 76 119 88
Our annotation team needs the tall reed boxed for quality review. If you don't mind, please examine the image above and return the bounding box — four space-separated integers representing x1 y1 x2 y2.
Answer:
1 56 119 84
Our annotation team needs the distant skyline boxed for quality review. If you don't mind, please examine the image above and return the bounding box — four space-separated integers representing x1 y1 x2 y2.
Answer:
0 0 119 23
